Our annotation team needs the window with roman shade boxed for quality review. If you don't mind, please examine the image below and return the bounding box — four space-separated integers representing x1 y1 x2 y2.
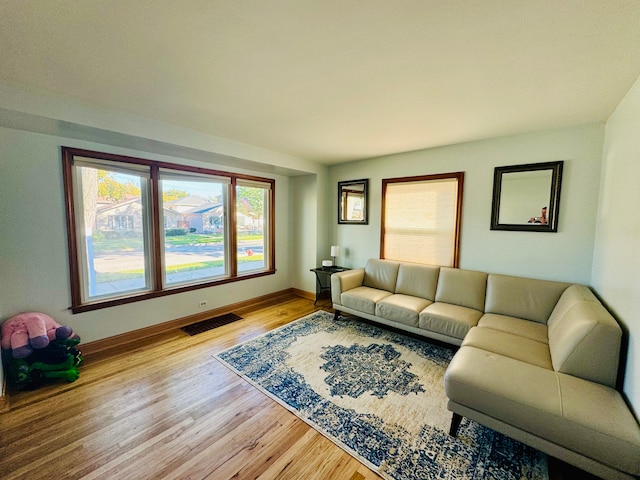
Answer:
381 172 464 267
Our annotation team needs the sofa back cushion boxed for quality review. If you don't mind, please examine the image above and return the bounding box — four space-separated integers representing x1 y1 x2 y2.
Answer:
395 263 440 301
547 285 622 387
485 274 570 324
435 267 487 311
363 259 400 292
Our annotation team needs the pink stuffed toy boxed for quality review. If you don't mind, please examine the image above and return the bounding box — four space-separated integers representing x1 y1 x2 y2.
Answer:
1 312 76 359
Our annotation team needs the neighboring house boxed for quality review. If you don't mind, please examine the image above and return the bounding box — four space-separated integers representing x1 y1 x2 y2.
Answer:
179 202 224 234
95 196 225 235
95 198 145 235
163 196 223 233
163 195 210 214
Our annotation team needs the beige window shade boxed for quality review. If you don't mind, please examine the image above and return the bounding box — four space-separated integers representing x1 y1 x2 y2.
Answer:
382 175 462 267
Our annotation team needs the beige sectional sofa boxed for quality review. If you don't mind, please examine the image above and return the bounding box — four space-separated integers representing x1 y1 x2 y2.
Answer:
331 259 640 480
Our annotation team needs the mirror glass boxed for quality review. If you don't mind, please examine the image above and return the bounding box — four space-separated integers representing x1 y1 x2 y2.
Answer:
338 179 368 224
498 170 553 224
491 161 563 232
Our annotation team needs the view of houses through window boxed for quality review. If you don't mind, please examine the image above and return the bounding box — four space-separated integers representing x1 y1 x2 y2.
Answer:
160 171 230 287
86 167 151 297
62 148 274 312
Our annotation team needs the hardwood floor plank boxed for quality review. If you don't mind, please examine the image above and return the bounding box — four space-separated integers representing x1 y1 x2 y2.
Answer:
163 408 295 480
219 418 312 480
80 416 197 480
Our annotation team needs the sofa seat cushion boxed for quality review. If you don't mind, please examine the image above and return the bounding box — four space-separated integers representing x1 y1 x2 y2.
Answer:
445 346 562 427
340 286 392 315
375 294 432 327
555 373 640 476
462 327 552 369
478 313 549 344
419 302 482 340
445 346 640 476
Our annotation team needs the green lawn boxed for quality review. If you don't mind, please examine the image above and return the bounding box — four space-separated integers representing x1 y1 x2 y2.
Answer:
95 254 264 283
93 232 262 252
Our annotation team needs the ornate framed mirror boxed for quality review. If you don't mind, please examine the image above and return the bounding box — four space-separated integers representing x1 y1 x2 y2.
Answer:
490 161 563 232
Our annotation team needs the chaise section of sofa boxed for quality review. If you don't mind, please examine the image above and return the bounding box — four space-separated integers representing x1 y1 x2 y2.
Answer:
445 280 639 480
445 347 640 480
331 258 640 480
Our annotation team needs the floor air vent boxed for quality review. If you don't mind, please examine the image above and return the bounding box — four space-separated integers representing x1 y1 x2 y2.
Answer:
181 313 243 336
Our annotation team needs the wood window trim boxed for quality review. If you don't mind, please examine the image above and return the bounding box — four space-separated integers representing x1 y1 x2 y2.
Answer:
380 172 464 268
61 147 276 313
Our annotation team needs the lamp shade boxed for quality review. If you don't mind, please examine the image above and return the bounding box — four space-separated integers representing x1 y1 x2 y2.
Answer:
330 245 340 257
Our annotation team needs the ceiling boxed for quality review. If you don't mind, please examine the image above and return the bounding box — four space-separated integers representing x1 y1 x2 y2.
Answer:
1 0 640 164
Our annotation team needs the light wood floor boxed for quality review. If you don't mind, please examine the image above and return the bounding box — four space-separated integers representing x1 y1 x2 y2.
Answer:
0 294 597 479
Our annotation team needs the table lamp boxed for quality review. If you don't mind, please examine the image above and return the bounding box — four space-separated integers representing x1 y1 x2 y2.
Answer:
330 245 340 267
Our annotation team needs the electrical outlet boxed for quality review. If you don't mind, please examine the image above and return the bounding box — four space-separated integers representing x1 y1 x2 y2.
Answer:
198 300 207 308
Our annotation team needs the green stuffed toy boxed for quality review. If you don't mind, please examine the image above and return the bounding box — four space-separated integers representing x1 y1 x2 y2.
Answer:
8 357 80 384
5 339 82 388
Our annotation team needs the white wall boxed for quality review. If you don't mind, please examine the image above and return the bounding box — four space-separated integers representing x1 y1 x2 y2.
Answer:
592 74 640 414
0 81 332 358
0 126 294 343
0 82 323 177
290 174 319 294
330 123 604 284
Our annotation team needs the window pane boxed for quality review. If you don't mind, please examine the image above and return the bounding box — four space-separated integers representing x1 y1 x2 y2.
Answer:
75 165 152 301
382 175 462 267
160 173 229 286
63 147 277 312
236 184 268 273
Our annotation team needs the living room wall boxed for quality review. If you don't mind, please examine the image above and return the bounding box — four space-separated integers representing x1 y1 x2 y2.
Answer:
0 126 297 345
291 174 321 293
329 123 604 285
592 73 640 414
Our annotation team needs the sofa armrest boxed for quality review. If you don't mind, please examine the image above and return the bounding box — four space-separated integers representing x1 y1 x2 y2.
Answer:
549 300 622 387
331 268 365 305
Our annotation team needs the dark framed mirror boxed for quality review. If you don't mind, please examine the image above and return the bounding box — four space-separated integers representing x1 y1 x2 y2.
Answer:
490 161 563 232
338 179 368 224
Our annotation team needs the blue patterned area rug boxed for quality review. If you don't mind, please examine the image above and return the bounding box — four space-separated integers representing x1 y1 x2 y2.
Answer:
215 310 548 480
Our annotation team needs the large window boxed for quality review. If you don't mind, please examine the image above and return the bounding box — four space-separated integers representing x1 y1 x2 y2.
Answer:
381 172 464 267
62 147 275 312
